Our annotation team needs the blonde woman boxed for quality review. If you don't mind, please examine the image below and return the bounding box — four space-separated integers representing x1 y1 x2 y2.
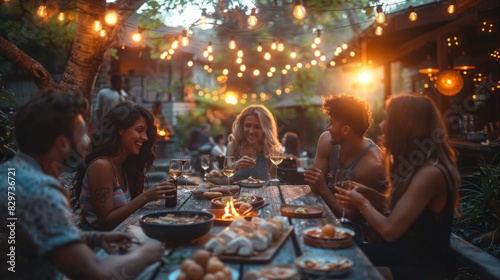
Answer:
227 105 280 181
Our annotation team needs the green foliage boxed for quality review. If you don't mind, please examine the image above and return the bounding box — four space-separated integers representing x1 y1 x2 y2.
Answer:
454 154 500 257
174 105 227 148
0 87 18 163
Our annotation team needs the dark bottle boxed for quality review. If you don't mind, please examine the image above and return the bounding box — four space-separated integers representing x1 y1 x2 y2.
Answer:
165 183 178 208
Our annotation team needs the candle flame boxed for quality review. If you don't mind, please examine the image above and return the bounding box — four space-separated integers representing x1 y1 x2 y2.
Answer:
222 198 241 220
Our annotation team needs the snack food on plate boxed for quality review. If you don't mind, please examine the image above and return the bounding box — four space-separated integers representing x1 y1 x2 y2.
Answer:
176 249 233 280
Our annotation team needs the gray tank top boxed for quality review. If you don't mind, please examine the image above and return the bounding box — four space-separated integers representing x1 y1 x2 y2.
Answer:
234 146 269 181
328 139 378 185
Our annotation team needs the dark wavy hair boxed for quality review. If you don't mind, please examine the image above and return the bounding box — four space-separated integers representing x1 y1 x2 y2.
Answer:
72 102 157 207
15 88 87 156
322 93 372 138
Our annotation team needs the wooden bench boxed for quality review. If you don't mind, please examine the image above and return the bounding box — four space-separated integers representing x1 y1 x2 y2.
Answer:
450 234 500 279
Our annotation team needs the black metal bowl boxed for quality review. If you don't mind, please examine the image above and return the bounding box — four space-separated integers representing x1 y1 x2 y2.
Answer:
139 210 214 243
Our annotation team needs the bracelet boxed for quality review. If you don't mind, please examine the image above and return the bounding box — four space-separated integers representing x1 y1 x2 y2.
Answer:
359 201 371 214
85 232 95 247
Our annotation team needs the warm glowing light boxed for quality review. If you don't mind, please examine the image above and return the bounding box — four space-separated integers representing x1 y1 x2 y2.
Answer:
187 60 193 67
320 55 326 61
293 1 306 20
277 40 284 52
248 8 257 27
208 55 214 61
285 64 291 70
229 37 236 49
409 6 417 21
57 12 65 21
132 32 142 42
297 62 303 68
375 25 383 36
358 68 373 85
282 69 288 75
267 72 273 77
237 49 243 57
314 50 320 57
171 38 179 49
104 6 118 26
37 5 47 17
350 51 356 57
240 64 246 72
314 30 321 44
225 93 238 105
257 43 262 52
181 30 189 47
236 57 242 64
329 61 336 67
200 9 208 28
375 5 386 24
342 43 348 50
447 3 455 14
160 51 168 59
270 67 276 73
271 40 277 50
237 72 243 77
203 49 209 57
253 69 260 76
93 20 102 32
168 49 174 55
264 52 271 60
290 50 297 59
223 69 229 75
99 30 106 37
336 46 342 53
207 42 213 53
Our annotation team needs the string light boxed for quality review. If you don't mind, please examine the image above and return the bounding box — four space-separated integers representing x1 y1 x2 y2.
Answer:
257 43 263 52
181 30 189 47
447 1 455 14
375 25 383 36
237 48 244 57
314 30 321 45
132 27 143 42
171 38 179 49
99 29 106 37
271 40 277 50
207 42 213 53
408 6 417 22
248 8 257 27
200 9 208 28
375 5 386 24
264 52 271 60
57 11 65 21
37 2 47 18
290 49 297 59
104 3 118 26
293 0 306 20
228 36 236 49
277 40 284 52
93 20 102 32
203 48 209 57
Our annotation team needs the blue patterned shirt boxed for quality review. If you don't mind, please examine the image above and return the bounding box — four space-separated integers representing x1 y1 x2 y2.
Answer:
0 152 81 279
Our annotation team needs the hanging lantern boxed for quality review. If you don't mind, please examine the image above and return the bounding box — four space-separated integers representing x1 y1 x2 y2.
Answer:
436 70 463 96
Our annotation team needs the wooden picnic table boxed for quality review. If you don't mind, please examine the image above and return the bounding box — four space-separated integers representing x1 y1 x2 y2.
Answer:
114 184 384 280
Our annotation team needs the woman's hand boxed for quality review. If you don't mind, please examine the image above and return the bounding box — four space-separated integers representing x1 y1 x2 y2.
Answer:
236 155 256 170
142 181 176 202
334 184 366 210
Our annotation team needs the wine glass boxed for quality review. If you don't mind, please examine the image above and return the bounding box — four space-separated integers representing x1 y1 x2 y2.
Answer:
168 159 182 182
200 155 211 178
335 169 352 224
180 159 192 192
269 144 284 182
222 156 236 186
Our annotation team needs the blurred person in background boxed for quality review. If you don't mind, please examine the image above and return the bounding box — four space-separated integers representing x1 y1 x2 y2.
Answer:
94 73 130 123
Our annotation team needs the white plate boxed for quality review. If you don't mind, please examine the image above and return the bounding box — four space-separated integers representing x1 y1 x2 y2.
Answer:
303 226 355 240
238 179 266 188
295 255 353 277
168 267 239 280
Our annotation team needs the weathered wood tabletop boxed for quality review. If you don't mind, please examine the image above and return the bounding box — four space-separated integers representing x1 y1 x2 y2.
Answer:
114 184 384 280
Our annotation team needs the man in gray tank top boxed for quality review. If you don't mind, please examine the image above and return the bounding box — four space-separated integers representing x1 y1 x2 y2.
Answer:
304 94 387 226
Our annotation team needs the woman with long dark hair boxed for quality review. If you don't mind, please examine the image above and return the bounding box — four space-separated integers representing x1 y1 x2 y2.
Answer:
73 102 175 230
336 95 460 279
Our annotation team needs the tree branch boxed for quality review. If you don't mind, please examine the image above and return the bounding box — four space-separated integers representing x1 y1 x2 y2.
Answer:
0 36 57 89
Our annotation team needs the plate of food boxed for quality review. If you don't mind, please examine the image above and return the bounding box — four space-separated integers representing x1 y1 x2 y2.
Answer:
295 255 353 277
280 204 324 218
205 170 234 185
238 177 266 188
302 224 354 248
211 195 265 209
202 208 260 225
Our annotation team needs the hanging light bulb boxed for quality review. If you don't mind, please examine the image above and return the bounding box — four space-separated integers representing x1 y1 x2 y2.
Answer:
342 43 348 50
229 36 236 49
277 40 284 52
290 49 297 59
264 52 271 60
271 40 277 50
57 11 65 21
257 42 263 52
207 42 213 53
447 1 455 14
237 48 244 58
314 30 321 45
181 30 189 47
37 3 47 17
200 9 208 28
314 50 321 57
408 6 417 22
93 20 102 32
236 57 242 64
99 29 106 37
208 55 214 62
171 38 179 49
240 64 246 72
132 27 143 42
104 3 118 26
375 25 383 36
375 5 386 24
203 48 209 58
248 8 257 27
293 0 306 20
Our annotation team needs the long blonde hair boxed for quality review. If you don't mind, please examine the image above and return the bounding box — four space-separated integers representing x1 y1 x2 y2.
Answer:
383 95 460 210
228 105 279 155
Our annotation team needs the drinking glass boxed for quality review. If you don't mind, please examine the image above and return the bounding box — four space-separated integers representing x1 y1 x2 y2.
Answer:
335 169 352 223
166 159 181 207
223 156 236 186
180 159 192 192
269 144 284 182
200 155 211 177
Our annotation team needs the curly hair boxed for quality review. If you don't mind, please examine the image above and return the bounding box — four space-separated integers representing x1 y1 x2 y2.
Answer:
322 94 372 137
228 105 279 155
72 102 157 206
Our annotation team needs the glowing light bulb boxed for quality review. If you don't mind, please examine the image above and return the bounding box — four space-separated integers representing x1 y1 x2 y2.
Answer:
277 40 284 52
37 5 47 17
290 49 297 59
104 6 118 26
93 20 102 32
314 30 321 44
171 38 179 49
253 69 260 76
207 42 213 53
257 43 263 52
248 8 257 27
181 30 189 47
237 49 243 57
293 1 306 20
132 33 142 42
408 6 417 22
57 12 65 21
447 3 455 14
99 29 106 37
375 25 383 36
271 40 277 50
264 52 271 60
375 5 386 24
229 37 236 49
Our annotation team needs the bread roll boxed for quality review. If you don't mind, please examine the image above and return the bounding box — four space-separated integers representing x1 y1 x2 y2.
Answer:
205 237 226 254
